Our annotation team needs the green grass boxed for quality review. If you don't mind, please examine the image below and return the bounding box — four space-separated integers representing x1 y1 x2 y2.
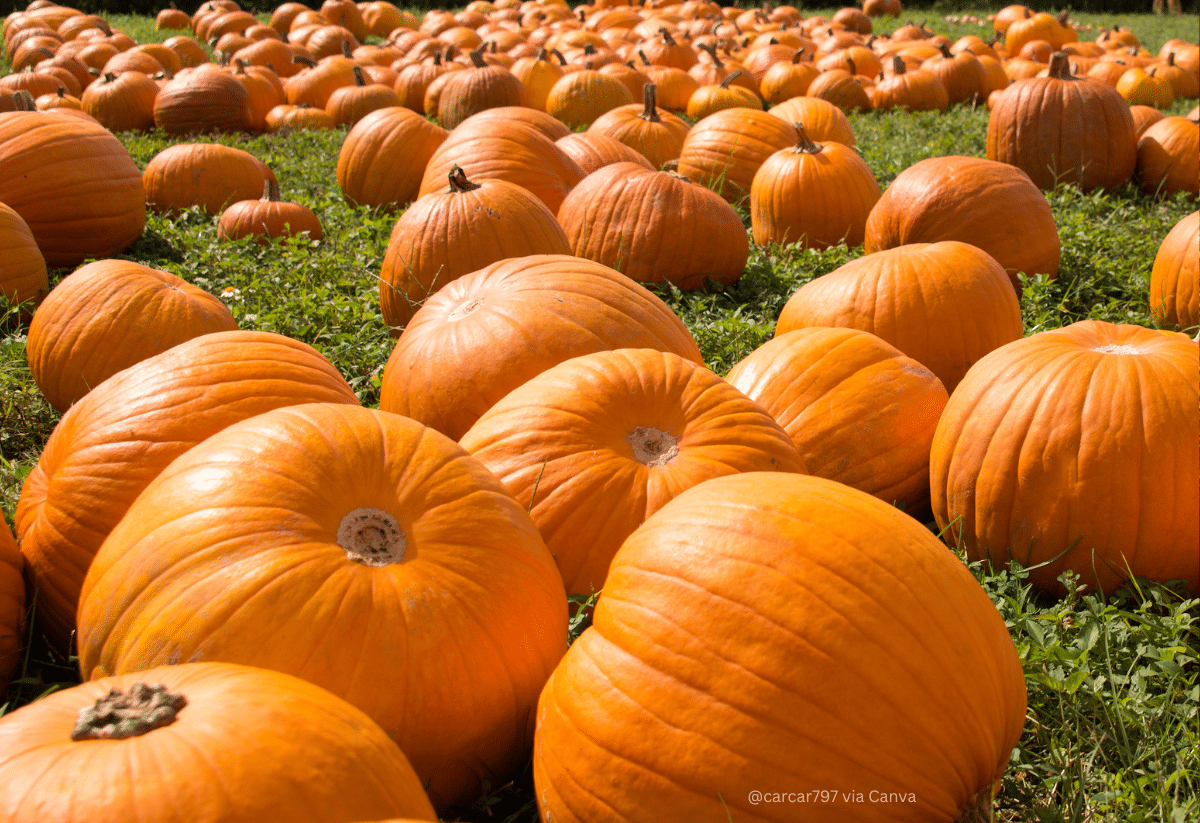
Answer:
2 7 1199 822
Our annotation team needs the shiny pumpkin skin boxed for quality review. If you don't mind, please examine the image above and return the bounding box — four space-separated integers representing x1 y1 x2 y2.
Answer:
726 327 948 510
533 472 1027 823
16 330 360 651
676 108 798 203
460 348 805 596
0 200 47 309
864 155 1061 293
76 403 568 813
25 259 238 414
0 662 438 823
0 110 146 267
555 132 656 175
336 105 448 210
378 254 702 441
931 320 1199 596
1149 211 1199 334
776 241 1023 393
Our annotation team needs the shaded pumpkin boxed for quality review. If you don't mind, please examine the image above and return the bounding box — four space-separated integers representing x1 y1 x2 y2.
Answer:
75 403 568 813
336 105 448 211
533 471 1027 823
554 131 655 175
931 320 1198 595
217 179 323 245
153 65 254 134
776 241 1023 392
1134 115 1199 199
726 327 948 510
0 518 23 690
0 200 47 309
460 348 805 596
378 254 702 440
1150 211 1199 333
143 142 276 215
0 662 438 823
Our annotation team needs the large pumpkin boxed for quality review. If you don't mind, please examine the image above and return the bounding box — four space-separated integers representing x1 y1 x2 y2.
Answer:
335 105 448 211
25 260 238 413
726 327 948 510
1150 211 1199 333
0 662 437 823
378 255 702 440
676 108 798 203
460 348 805 596
16 331 360 651
0 109 145 267
0 200 47 309
931 320 1199 595
864 156 1060 294
1134 115 1199 199
533 472 1028 822
75 403 568 812
776 241 1023 392
143 143 276 215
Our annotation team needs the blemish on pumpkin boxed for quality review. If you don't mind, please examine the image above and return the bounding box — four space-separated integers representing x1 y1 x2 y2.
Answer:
627 426 679 467
1093 344 1144 355
449 297 484 321
338 507 406 566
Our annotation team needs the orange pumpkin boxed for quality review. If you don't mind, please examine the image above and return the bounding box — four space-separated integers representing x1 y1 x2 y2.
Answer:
378 255 702 440
588 83 691 168
217 179 323 245
25 259 238 414
143 142 276 215
534 472 1028 822
76 403 568 813
545 68 636 128
0 517 23 690
17 330 360 650
1150 211 1199 333
726 327 948 509
676 109 797 203
0 662 438 822
767 95 856 145
931 320 1199 595
1135 115 1199 199
0 200 47 309
153 65 254 134
776 241 1023 392
336 105 447 211
554 131 656 175
461 348 805 595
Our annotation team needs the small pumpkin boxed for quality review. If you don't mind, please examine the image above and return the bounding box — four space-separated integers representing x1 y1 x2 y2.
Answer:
437 47 525 128
217 179 324 245
767 95 856 145
1135 115 1199 199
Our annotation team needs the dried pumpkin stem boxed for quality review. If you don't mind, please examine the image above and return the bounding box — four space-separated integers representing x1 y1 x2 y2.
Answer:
71 683 188 741
892 55 907 75
640 83 660 122
447 164 482 193
953 784 996 823
1047 51 1072 79
262 178 281 202
469 48 487 68
627 426 679 467
338 507 406 566
790 122 823 154
719 70 741 89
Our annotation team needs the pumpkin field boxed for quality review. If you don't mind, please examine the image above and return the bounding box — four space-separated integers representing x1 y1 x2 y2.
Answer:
0 0 1198 821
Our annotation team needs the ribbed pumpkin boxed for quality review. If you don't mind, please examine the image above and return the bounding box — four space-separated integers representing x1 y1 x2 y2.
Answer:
533 471 1028 823
417 117 585 214
461 348 805 595
767 95 857 146
336 105 447 211
378 166 571 332
1134 115 1199 199
554 132 656 175
378 255 702 440
726 327 948 510
0 200 47 309
759 49 820 105
0 517 23 689
750 124 881 250
676 109 798 203
987 52 1137 191
920 43 986 106
326 64 402 126
864 156 1060 294
805 67 873 113
588 83 691 169
931 321 1199 595
75 403 568 813
685 70 762 120
153 65 253 134
776 242 1023 392
25 260 238 414
17 330 359 650
557 162 749 290
1150 211 1199 333
437 47 525 128
872 55 949 111
544 68 635 128
217 179 323 244
0 662 437 823
143 143 276 215
80 70 158 132
0 109 145 267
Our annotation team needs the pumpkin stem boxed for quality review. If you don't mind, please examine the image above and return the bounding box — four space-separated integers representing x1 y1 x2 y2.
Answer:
262 178 281 202
659 27 676 47
719 69 741 89
71 683 187 741
939 42 953 59
1166 52 1175 66
891 55 906 75
583 42 596 56
639 83 660 122
103 71 116 83
700 42 724 68
551 48 567 65
341 39 353 58
292 54 318 68
352 65 366 86
792 48 805 64
953 784 996 823
1055 9 1071 27
469 47 487 68
846 56 856 75
638 49 651 66
1047 51 1072 80
447 164 482 193
535 47 548 62
338 507 407 567
790 122 823 154
627 426 679 467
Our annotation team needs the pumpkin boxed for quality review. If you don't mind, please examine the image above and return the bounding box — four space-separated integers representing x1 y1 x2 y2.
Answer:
0 517 23 690
453 105 571 141
558 162 749 290
437 47 525 128
156 5 190 30
336 105 447 211
378 254 702 440
266 101 336 130
750 123 881 250
685 70 762 120
676 109 797 203
931 320 1199 596
153 65 254 134
217 179 323 245
1134 115 1199 199
0 662 437 823
872 55 949 111
417 116 585 214
377 166 571 332
510 48 563 112
16 330 359 650
1150 211 1199 333
588 83 690 169
0 200 47 309
767 95 856 145
143 142 276 215
461 348 805 595
78 70 158 132
1129 103 1166 138
545 67 635 128
776 241 1023 392
75 403 568 813
324 64 402 126
759 48 820 104
805 67 873 112
25 259 238 414
0 108 145 267
554 131 656 175
987 52 1136 192
1115 66 1175 108
533 471 1028 823
726 327 948 510
864 156 1060 294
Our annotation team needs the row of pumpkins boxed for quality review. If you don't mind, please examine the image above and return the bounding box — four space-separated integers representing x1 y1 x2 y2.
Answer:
1 3 1199 823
